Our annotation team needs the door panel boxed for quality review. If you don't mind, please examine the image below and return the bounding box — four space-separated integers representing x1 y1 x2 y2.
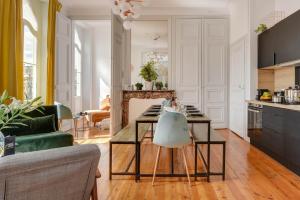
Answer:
55 13 71 107
203 19 228 128
175 19 202 109
229 38 246 137
55 13 72 130
111 14 125 135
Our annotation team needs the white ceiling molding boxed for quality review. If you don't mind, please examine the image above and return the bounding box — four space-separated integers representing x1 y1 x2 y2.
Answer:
66 7 229 18
60 0 229 17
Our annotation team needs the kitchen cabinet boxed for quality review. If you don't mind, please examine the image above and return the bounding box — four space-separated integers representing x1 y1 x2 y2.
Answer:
274 10 300 64
283 110 300 175
258 29 275 68
250 105 300 175
261 106 285 162
258 10 300 68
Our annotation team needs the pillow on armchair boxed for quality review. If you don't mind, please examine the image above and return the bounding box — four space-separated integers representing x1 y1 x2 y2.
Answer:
31 114 57 134
2 114 57 137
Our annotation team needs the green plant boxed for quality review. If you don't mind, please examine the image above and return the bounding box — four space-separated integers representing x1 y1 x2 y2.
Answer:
164 82 168 89
139 61 158 82
255 24 267 33
0 90 43 131
135 82 143 90
155 81 163 90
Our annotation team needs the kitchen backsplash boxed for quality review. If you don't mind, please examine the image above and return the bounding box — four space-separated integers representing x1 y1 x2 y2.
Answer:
258 66 295 92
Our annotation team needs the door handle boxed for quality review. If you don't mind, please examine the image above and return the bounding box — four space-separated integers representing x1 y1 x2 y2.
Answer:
248 109 261 113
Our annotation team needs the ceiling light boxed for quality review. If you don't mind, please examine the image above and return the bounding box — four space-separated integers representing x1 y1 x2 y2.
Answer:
112 0 144 30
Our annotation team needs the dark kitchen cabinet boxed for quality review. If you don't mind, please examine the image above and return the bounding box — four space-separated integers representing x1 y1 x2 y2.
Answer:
258 29 275 68
274 10 300 64
261 106 285 161
250 105 300 175
258 9 300 68
283 110 300 175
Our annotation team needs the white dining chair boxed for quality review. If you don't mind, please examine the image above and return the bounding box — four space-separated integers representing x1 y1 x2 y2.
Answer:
152 111 191 185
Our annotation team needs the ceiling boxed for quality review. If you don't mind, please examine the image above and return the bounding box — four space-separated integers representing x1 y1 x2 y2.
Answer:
60 0 229 12
131 21 168 48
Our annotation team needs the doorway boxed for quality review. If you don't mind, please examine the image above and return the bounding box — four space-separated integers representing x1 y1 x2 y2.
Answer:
71 20 112 139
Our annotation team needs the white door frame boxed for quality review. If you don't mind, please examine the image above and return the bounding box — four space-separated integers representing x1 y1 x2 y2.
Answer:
229 36 247 138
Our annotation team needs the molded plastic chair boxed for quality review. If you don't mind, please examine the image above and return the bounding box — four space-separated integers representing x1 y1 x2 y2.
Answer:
56 103 80 138
152 111 191 185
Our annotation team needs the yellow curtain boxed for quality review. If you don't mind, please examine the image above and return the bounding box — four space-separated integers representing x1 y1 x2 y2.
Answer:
46 0 61 105
0 0 24 100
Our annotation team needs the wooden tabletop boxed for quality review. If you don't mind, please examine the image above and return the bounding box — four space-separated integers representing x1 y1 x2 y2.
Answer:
135 113 211 123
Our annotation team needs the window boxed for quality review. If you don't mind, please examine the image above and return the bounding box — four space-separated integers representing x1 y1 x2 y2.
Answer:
23 1 38 100
74 30 82 97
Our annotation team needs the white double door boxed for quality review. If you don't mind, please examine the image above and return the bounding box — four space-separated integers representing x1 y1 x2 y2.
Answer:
174 18 228 128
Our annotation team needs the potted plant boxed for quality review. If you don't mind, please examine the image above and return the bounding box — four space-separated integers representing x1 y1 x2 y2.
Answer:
135 83 143 90
0 90 42 156
155 81 163 90
164 82 168 90
139 61 158 90
255 24 267 34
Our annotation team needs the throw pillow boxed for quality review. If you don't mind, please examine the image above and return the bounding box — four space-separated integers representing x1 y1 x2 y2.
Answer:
31 114 57 134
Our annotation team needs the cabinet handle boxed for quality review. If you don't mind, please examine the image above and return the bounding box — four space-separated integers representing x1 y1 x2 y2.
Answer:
274 53 276 65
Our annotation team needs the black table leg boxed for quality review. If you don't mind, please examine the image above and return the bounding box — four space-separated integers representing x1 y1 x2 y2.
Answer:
195 143 197 181
137 142 141 180
135 122 139 181
222 143 226 180
109 142 112 180
151 123 153 141
170 148 174 174
207 122 211 182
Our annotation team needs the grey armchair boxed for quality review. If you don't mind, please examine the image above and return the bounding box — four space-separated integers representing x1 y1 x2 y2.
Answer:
0 144 100 200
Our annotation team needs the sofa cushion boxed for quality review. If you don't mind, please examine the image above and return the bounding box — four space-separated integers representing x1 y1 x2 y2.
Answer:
15 132 74 153
2 115 57 137
1 119 32 136
31 114 57 134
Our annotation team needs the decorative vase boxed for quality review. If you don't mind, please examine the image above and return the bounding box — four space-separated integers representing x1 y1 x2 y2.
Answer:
145 81 153 90
0 131 5 157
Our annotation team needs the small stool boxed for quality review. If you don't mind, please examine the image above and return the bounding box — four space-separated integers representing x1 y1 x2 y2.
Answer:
75 112 90 133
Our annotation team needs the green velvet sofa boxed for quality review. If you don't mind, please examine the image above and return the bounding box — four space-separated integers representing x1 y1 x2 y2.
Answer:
2 105 74 153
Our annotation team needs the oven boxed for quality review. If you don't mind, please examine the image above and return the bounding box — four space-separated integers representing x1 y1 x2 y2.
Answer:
248 103 263 145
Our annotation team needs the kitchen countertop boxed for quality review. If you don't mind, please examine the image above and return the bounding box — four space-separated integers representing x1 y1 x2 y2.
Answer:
246 100 300 111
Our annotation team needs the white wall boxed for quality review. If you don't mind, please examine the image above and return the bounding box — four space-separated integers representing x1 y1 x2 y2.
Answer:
92 21 111 109
229 0 249 44
229 0 275 100
249 0 275 99
131 45 145 85
275 0 300 17
229 0 275 139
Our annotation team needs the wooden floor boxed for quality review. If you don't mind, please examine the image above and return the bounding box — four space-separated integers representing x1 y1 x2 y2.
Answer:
75 128 300 200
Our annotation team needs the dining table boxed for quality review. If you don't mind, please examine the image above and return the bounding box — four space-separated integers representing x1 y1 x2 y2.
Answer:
134 105 212 182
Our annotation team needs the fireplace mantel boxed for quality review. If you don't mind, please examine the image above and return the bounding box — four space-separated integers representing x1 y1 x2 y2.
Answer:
122 90 176 127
